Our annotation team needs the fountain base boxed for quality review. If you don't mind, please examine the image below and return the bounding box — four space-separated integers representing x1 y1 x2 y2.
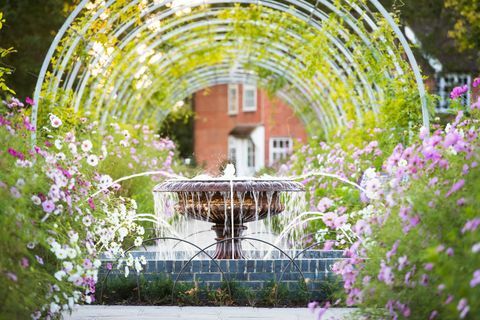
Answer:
212 224 247 259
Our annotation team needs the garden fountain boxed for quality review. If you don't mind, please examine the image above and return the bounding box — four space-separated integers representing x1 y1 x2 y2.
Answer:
153 165 305 259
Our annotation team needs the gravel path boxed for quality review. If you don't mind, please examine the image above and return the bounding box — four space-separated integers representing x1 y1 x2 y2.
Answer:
64 305 356 320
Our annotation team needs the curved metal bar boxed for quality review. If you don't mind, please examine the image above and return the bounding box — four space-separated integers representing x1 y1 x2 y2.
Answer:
169 236 307 306
98 236 231 305
275 241 344 303
32 0 429 144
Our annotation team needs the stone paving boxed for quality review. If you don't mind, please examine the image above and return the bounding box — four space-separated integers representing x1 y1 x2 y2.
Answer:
64 306 356 320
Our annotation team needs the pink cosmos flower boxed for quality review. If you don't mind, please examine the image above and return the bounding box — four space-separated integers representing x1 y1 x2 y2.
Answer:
471 97 480 110
398 256 408 271
20 257 29 268
42 200 55 213
424 263 434 271
470 270 480 288
308 301 319 312
25 97 35 105
6 272 17 282
445 179 465 197
457 298 469 318
378 260 394 285
473 77 480 88
446 247 454 256
450 85 468 99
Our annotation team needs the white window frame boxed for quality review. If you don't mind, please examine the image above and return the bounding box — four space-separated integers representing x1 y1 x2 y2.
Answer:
228 84 239 115
269 137 293 166
436 73 471 112
242 85 257 112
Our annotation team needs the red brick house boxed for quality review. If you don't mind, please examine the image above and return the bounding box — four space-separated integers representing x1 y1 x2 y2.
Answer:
193 84 308 176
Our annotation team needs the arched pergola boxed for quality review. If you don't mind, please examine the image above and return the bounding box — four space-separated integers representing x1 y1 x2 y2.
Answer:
32 0 429 141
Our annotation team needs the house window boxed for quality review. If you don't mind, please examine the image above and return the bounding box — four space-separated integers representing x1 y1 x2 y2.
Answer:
247 139 255 168
269 138 293 165
243 85 257 112
436 74 471 112
228 84 239 115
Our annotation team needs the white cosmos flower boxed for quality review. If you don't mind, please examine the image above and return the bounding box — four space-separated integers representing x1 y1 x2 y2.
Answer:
99 175 113 189
93 259 102 268
50 115 62 128
81 140 93 152
54 270 66 281
124 266 130 277
63 261 74 272
364 167 377 179
134 258 142 273
398 159 408 168
68 143 78 154
54 139 63 150
31 195 41 205
56 152 66 161
55 249 67 260
50 302 61 314
139 256 147 265
86 155 99 166
118 227 128 240
136 226 145 235
82 216 92 227
134 237 143 247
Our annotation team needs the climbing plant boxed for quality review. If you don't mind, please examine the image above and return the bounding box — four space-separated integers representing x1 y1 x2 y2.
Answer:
34 0 430 141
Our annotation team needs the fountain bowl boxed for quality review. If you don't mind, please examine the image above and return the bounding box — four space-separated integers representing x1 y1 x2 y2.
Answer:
154 179 304 259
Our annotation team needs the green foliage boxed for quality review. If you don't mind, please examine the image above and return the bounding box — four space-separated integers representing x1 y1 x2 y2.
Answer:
445 0 480 60
96 276 317 307
0 12 16 95
0 0 77 97
359 155 480 318
158 100 194 160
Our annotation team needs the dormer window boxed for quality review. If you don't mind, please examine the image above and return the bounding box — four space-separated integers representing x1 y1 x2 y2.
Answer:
243 85 257 112
228 84 239 115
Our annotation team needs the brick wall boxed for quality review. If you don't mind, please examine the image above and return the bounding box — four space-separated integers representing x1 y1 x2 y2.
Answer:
101 251 343 296
193 85 308 175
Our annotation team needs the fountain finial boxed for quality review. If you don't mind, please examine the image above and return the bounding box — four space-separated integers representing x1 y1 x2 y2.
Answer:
223 163 236 178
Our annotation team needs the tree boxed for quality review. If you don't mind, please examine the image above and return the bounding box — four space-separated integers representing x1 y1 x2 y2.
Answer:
379 0 479 73
0 0 77 98
445 0 480 56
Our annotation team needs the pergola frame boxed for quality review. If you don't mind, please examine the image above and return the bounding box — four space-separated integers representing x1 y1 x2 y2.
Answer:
32 0 429 142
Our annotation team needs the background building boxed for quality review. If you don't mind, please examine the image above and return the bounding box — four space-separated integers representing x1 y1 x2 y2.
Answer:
193 84 307 176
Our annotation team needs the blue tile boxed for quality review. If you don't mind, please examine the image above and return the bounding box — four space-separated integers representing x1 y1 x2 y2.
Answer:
192 260 201 273
195 273 221 282
256 260 264 272
246 260 254 272
165 261 173 273
175 273 194 281
201 260 210 272
249 273 275 281
264 260 273 272
237 260 246 273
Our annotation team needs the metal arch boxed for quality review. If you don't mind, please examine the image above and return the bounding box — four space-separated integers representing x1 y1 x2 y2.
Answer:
33 0 430 142
66 13 379 128
64 5 385 121
97 23 372 125
38 1 408 125
169 236 307 306
98 236 232 305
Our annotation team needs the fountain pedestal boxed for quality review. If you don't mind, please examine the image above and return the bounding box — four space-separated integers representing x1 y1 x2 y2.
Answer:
212 224 247 259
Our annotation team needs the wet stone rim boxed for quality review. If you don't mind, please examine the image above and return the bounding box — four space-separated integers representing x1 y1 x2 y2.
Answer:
153 179 306 193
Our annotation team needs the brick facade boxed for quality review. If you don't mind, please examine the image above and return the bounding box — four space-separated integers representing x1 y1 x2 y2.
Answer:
193 84 308 175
